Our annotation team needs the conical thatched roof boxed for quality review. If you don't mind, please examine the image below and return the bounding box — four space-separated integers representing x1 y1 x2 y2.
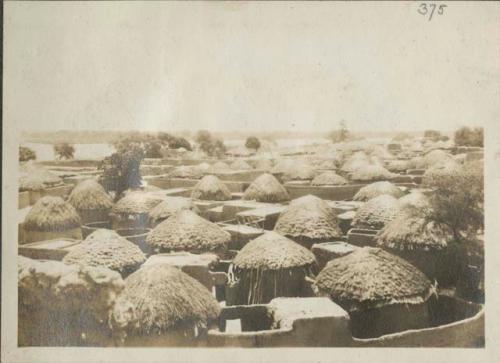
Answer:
242 173 290 203
350 164 395 182
169 165 203 179
232 232 316 270
317 159 339 170
311 171 348 186
111 264 220 336
148 197 200 225
376 211 453 251
314 247 434 312
191 175 232 201
352 194 399 230
67 179 113 211
208 161 230 173
353 181 404 202
230 159 253 170
369 145 394 160
281 161 316 181
146 210 230 255
19 167 63 191
194 162 211 173
270 158 296 174
63 229 146 274
274 195 343 241
24 196 81 232
112 191 162 215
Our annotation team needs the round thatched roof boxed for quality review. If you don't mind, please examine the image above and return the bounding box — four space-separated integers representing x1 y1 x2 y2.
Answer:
148 197 200 224
311 171 348 186
19 167 63 191
24 196 81 232
353 181 404 202
422 160 461 186
397 190 429 210
232 232 317 270
67 179 113 211
146 210 230 255
314 247 434 312
270 158 296 174
112 191 162 215
111 264 220 335
422 150 454 168
242 173 290 203
274 195 343 241
340 152 370 173
63 229 146 274
191 175 232 201
352 194 399 230
281 161 316 181
169 165 203 179
230 159 253 170
317 159 338 170
350 164 395 182
194 162 211 173
208 161 230 173
385 160 409 173
376 211 453 251
252 158 274 171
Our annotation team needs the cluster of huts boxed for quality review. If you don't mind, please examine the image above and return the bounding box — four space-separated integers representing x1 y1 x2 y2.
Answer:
17 137 484 347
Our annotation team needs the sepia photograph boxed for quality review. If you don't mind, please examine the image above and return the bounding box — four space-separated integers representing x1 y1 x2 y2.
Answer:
2 1 500 363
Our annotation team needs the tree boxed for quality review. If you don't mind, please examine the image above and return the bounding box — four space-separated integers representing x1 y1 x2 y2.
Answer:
424 130 443 142
54 143 75 160
328 121 350 143
195 130 227 157
245 136 261 151
19 146 36 162
454 127 484 147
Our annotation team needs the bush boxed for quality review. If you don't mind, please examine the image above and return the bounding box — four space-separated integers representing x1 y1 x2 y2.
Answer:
19 146 36 162
195 130 226 157
158 132 192 151
245 136 261 151
424 130 443 142
54 143 75 160
454 127 483 147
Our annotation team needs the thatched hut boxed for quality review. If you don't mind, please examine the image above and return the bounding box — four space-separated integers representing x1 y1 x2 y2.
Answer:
422 160 461 186
230 159 253 170
63 229 146 277
369 145 394 160
242 173 290 203
148 197 200 227
352 194 399 230
252 158 273 171
228 232 318 306
110 264 220 346
169 165 203 179
340 152 370 173
375 210 458 285
421 150 455 169
19 167 63 192
317 159 339 170
397 190 429 210
18 257 124 346
274 195 343 248
22 196 82 243
385 159 409 173
110 191 162 229
313 247 436 338
270 158 296 175
350 164 395 182
281 162 316 182
191 175 232 201
353 181 404 202
208 161 230 174
194 162 212 173
67 179 114 224
311 171 348 186
146 210 230 257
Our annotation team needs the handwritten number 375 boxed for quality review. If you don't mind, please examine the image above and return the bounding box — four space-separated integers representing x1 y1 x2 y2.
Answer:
418 3 447 21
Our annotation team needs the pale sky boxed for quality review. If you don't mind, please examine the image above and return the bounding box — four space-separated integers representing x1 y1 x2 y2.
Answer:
4 2 500 132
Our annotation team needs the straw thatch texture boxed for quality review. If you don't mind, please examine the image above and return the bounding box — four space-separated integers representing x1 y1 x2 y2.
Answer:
148 197 200 225
229 232 317 305
376 212 452 251
422 150 455 169
191 175 232 201
230 159 253 170
24 196 81 232
397 190 429 210
208 161 230 174
311 171 348 186
314 247 434 312
146 210 230 256
385 160 409 173
353 181 404 202
369 145 394 160
274 195 343 242
194 162 211 173
169 165 203 179
340 152 369 173
67 179 113 211
242 173 290 202
232 232 317 270
19 167 63 191
112 191 162 215
18 257 124 346
110 264 220 336
63 229 146 275
422 161 461 186
352 195 399 229
317 159 339 170
281 162 316 181
350 164 395 182
270 158 296 174
252 159 273 171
